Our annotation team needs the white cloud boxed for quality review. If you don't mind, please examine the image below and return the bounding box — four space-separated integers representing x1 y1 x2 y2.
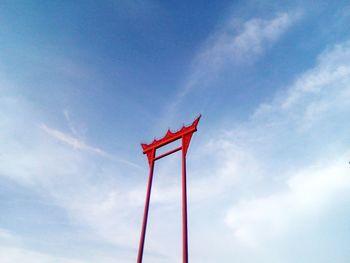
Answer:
142 40 350 263
40 122 140 168
252 42 350 133
63 110 82 138
0 93 141 257
219 40 350 245
225 155 350 246
281 44 350 110
201 13 296 64
0 247 85 263
40 123 106 156
143 39 350 256
0 229 15 242
0 229 85 263
181 12 300 96
163 11 300 124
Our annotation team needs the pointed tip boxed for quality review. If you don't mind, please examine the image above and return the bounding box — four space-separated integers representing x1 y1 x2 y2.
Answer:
141 143 148 150
165 129 174 138
193 114 201 127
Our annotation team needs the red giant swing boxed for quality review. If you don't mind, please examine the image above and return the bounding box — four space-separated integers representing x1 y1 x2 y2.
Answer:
136 115 201 263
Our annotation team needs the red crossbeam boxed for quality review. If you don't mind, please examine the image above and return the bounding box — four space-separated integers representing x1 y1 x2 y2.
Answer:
154 146 182 161
141 115 201 154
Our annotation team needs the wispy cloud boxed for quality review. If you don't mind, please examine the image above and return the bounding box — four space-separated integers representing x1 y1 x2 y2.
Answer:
152 40 350 256
182 11 300 96
253 41 350 130
200 13 295 65
0 92 142 258
161 11 301 125
0 247 83 263
40 122 140 168
225 155 350 246
0 229 85 263
217 40 350 245
40 123 106 156
63 110 82 138
0 228 15 242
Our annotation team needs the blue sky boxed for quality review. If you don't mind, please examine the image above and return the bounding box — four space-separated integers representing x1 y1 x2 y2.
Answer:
1 1 350 262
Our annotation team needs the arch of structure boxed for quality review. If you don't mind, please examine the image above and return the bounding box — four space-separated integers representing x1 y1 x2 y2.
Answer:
137 115 201 263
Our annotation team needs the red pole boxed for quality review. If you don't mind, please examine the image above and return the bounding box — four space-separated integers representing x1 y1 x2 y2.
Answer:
137 152 155 263
182 141 189 263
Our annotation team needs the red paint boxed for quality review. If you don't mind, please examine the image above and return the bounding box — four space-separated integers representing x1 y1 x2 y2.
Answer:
181 139 188 263
137 115 201 263
137 149 155 263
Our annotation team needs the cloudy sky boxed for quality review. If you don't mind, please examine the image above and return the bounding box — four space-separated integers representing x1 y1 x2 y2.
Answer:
1 1 350 262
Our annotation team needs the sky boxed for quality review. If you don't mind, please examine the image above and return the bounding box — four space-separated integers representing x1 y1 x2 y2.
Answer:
0 0 350 262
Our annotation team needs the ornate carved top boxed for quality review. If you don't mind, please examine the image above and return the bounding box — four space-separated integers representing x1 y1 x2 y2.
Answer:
141 115 201 154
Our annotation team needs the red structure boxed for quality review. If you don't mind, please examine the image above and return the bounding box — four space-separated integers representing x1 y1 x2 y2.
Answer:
137 115 201 263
